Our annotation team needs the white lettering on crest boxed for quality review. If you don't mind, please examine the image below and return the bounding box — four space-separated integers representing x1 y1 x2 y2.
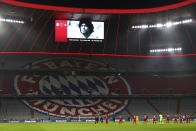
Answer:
78 108 92 115
43 102 59 112
33 100 45 106
60 60 74 68
60 107 76 115
43 61 57 69
85 63 98 70
90 107 99 113
96 105 108 113
110 99 123 104
21 76 36 83
102 101 117 110
103 76 119 84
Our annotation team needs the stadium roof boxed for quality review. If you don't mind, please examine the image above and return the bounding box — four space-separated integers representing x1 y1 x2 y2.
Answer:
6 0 186 9
1 0 196 13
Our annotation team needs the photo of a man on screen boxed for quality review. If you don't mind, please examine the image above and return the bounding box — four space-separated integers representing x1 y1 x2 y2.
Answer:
79 19 94 39
66 19 104 40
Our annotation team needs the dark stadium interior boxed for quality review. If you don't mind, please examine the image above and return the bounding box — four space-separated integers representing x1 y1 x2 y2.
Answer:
0 1 196 55
0 0 196 122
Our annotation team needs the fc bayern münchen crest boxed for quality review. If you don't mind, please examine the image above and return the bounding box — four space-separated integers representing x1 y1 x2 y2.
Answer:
14 58 131 118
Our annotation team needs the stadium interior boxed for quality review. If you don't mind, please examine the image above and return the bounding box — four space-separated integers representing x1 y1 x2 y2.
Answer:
0 0 196 122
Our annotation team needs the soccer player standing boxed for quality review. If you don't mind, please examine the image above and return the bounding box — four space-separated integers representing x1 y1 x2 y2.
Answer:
100 116 103 123
127 115 131 122
179 114 183 124
188 114 191 123
186 114 190 123
166 114 170 123
143 114 147 124
95 115 99 124
133 115 137 124
174 114 178 123
119 114 123 124
112 115 115 122
159 114 163 124
183 114 185 122
106 114 109 124
153 115 156 124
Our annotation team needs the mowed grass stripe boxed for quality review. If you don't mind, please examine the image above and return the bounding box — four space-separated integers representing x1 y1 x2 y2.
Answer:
0 121 196 131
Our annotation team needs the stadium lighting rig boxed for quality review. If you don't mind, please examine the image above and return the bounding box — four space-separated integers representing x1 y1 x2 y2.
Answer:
0 18 24 24
132 19 193 29
150 47 182 53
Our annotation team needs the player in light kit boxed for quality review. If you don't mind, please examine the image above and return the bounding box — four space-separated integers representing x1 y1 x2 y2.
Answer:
166 113 170 123
174 114 178 123
159 114 163 124
153 115 156 124
119 114 123 124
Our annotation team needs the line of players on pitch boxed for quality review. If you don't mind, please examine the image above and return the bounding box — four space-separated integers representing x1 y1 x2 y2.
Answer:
94 113 191 124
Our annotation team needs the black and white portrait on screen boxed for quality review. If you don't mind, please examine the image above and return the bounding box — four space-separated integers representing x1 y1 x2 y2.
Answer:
67 19 104 40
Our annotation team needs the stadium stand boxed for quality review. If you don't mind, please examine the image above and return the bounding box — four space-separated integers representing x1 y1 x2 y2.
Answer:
0 98 196 120
148 99 178 115
125 99 157 117
180 98 196 117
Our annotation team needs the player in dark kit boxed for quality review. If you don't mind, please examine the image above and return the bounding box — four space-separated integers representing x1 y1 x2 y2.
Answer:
95 115 99 124
174 114 178 123
119 114 123 124
100 116 103 123
127 116 131 122
179 114 183 124
106 114 109 124
112 115 115 122
188 114 191 123
153 115 156 124
143 114 148 124
133 115 137 124
186 114 190 123
166 114 170 123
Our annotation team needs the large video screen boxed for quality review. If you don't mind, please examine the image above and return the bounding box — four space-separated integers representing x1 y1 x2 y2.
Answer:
55 19 104 42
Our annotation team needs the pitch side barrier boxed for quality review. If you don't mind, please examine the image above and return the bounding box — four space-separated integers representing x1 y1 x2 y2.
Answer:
2 120 99 123
2 118 196 123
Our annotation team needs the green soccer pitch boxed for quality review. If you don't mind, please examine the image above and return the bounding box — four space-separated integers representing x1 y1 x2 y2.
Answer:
0 121 196 131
